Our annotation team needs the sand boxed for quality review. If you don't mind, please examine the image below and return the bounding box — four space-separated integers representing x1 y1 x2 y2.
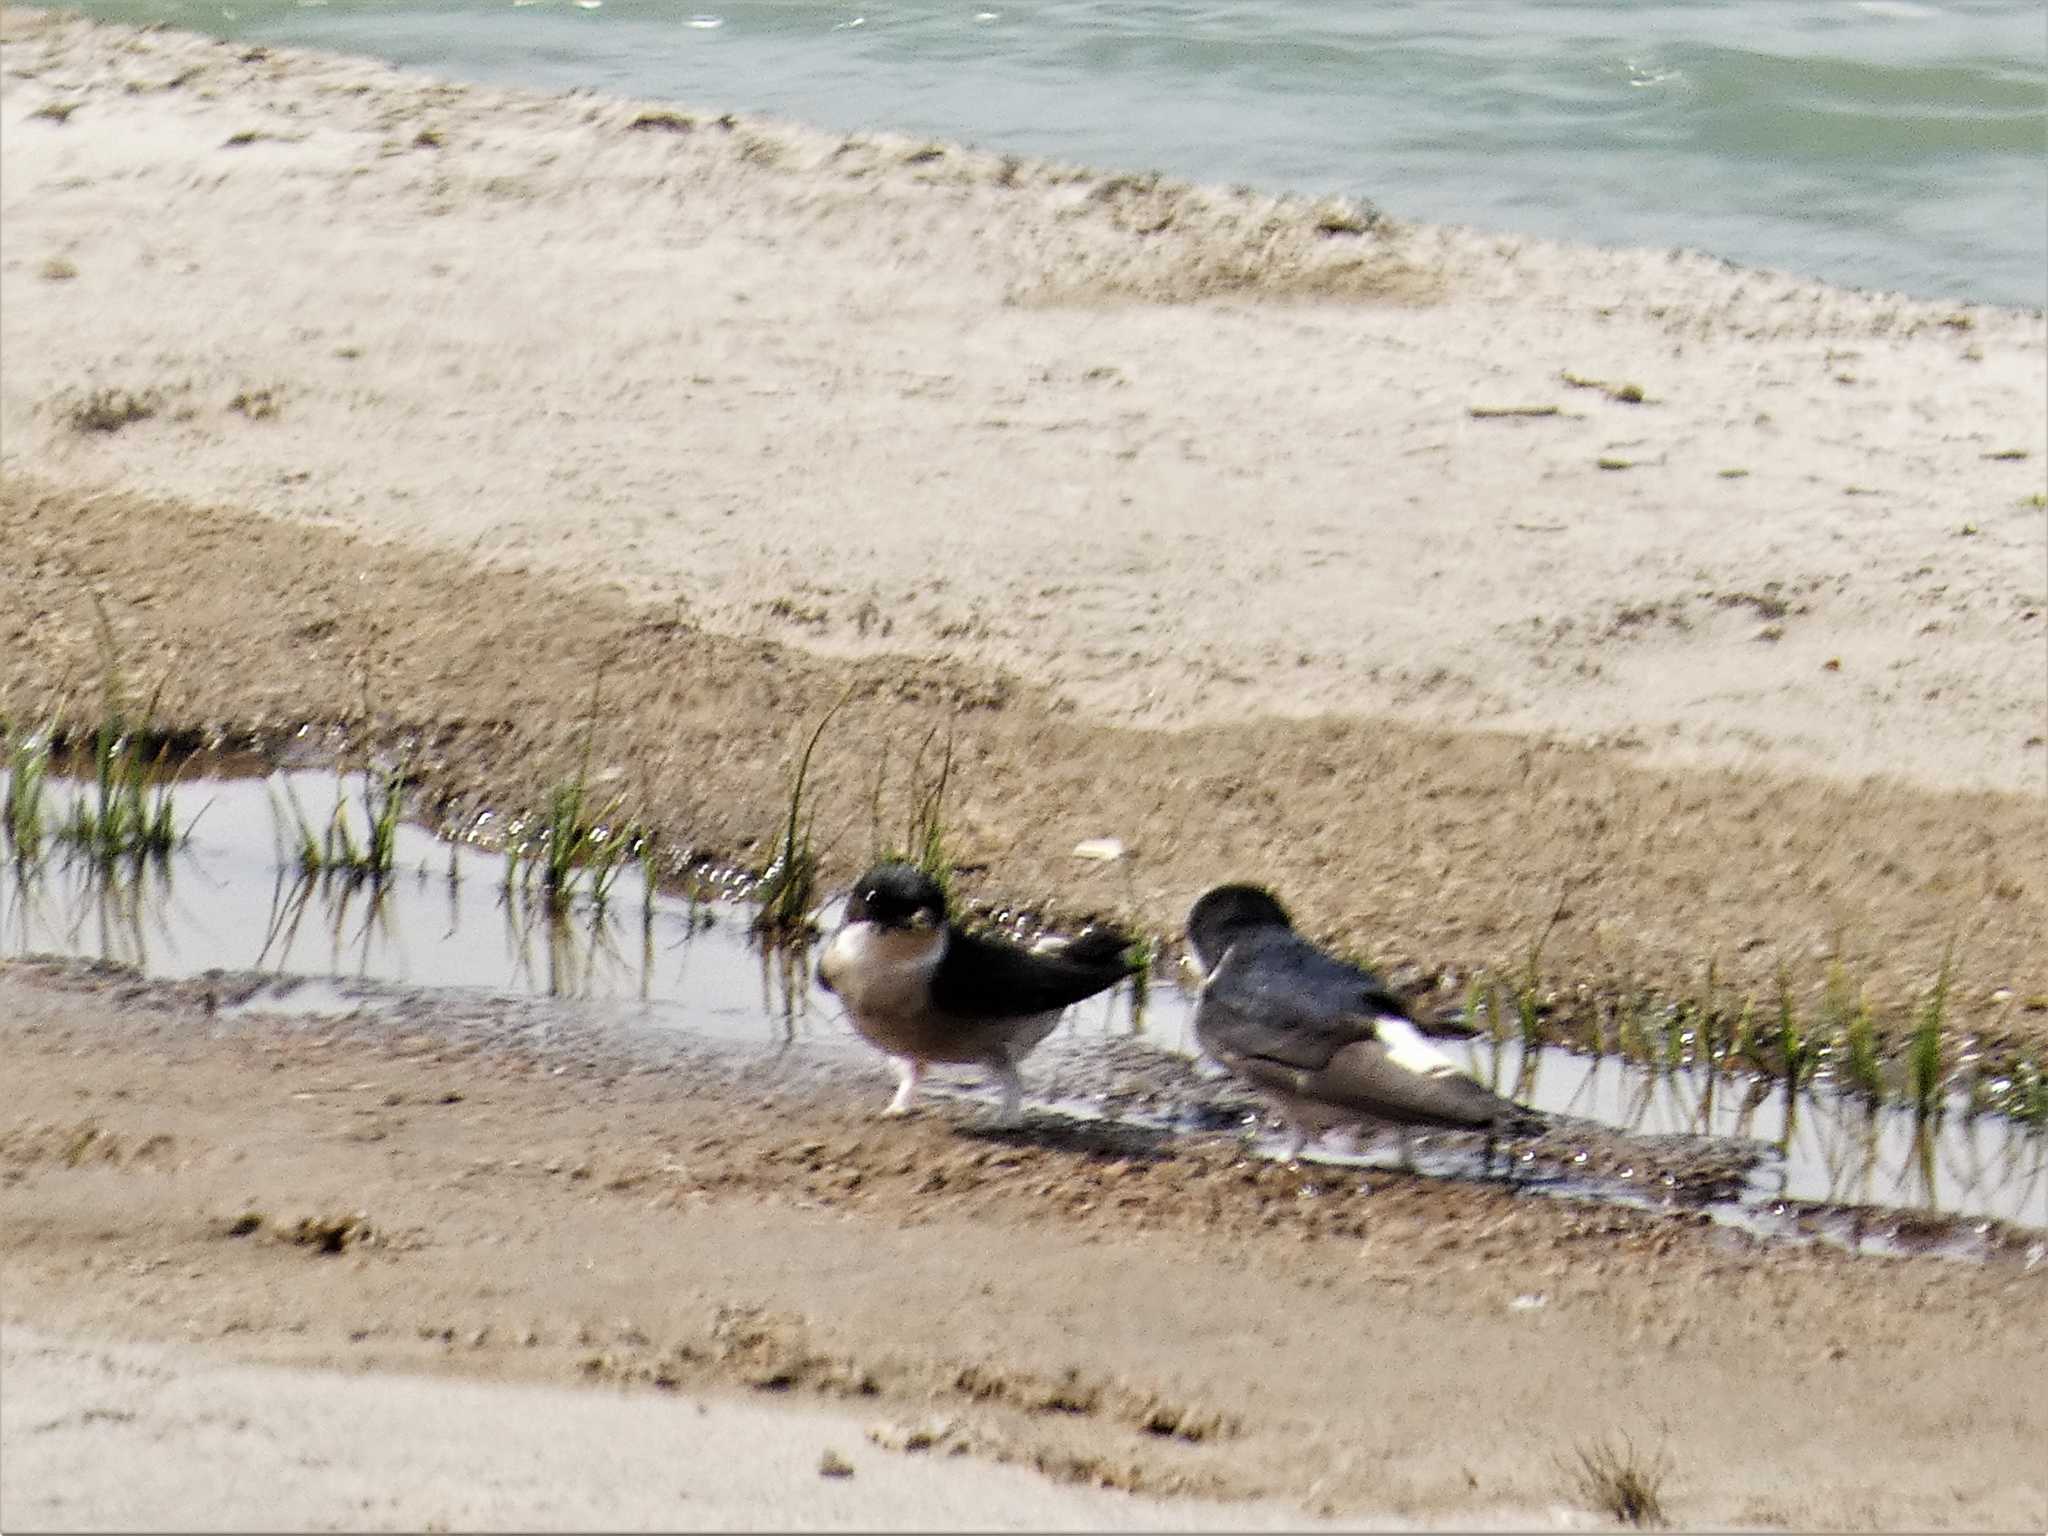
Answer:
2 8 2047 1530
5 1325 1417 1533
4 965 2045 1533
4 5 2046 1023
2 8 2043 793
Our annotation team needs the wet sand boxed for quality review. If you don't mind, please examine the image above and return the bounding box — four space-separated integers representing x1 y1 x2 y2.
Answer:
3 8 2045 1033
1 8 2046 1530
3 964 2045 1531
6 473 2044 1055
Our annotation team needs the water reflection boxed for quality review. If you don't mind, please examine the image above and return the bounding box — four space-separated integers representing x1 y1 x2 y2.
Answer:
2 765 2041 1232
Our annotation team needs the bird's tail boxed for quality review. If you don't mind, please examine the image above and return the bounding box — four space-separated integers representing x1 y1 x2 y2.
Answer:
1035 925 1141 976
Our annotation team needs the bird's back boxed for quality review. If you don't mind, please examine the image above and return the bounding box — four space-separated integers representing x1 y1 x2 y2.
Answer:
1195 929 1410 1067
1196 927 1540 1134
932 925 1137 1022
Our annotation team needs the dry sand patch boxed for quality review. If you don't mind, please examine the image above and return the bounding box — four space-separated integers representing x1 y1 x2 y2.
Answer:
3 15 2047 1527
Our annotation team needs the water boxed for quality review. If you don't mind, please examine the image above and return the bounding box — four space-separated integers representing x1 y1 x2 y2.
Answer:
1451 1033 2047 1237
3 767 2042 1240
35 0 2047 308
0 765 1125 1042
0 767 820 1032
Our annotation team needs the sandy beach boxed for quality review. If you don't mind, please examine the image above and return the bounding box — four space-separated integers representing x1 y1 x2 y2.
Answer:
5 8 2045 784
2 7 2046 1529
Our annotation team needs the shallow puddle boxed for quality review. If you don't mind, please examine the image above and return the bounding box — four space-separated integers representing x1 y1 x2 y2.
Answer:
1419 1035 2045 1244
0 765 1140 1047
3 766 2041 1245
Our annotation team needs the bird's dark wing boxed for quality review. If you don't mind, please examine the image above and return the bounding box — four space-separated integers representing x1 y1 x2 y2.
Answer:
931 926 1136 1020
1192 932 1409 1070
1047 927 1136 970
1195 933 1539 1132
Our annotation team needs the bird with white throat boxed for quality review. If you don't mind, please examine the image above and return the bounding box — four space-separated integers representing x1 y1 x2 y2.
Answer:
818 861 1139 1126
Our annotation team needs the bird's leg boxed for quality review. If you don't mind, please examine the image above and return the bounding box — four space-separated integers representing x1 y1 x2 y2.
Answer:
1397 1126 1415 1173
1280 1117 1311 1164
985 1059 1026 1129
882 1056 924 1117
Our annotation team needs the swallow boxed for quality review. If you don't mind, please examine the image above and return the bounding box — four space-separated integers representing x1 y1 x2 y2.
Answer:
818 862 1139 1125
1185 883 1541 1161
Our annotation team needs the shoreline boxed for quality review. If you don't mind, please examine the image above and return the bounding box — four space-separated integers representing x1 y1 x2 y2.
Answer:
3 7 2044 794
17 4 2046 315
7 474 2046 1053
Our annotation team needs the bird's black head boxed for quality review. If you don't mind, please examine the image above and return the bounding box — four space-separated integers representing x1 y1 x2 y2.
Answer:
842 862 948 931
1185 883 1294 971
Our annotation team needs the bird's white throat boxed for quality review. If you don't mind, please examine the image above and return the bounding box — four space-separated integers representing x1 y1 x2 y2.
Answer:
819 920 947 1015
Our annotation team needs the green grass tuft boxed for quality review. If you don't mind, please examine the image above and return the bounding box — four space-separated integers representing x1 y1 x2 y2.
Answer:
531 774 635 915
1771 967 1820 1143
1123 934 1157 1033
1826 965 1885 1105
58 620 184 863
64 722 180 861
1907 944 1955 1122
895 723 957 896
270 767 405 884
4 727 53 865
497 668 646 917
753 686 853 939
866 721 959 904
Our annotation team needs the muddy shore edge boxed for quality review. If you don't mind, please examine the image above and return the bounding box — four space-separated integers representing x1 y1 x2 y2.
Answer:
3 960 2045 1530
5 474 2045 1060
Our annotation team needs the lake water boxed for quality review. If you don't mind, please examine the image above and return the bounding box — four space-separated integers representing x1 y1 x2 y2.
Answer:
41 0 2048 309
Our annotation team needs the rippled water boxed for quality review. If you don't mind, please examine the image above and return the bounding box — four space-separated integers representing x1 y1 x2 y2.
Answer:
39 0 2048 307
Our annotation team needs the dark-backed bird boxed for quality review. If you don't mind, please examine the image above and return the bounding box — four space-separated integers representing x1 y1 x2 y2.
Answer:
818 862 1139 1125
1185 883 1540 1161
